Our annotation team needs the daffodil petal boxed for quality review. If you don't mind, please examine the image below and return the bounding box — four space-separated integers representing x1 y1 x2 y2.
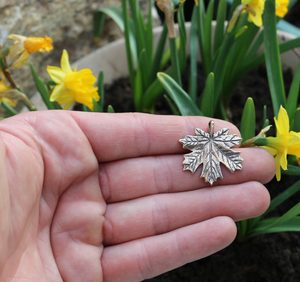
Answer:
288 132 300 157
275 106 290 135
11 51 30 69
50 85 74 109
49 84 65 101
280 149 288 170
276 0 289 18
248 12 263 27
75 89 99 110
61 50 72 73
47 66 65 84
262 146 277 156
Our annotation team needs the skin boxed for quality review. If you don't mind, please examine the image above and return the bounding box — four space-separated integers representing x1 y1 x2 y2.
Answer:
0 111 275 282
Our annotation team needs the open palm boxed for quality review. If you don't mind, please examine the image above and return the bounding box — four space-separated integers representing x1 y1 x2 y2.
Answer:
0 111 274 282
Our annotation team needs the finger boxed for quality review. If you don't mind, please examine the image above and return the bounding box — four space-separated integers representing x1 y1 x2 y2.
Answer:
100 148 275 202
71 112 240 161
103 181 269 245
102 216 236 282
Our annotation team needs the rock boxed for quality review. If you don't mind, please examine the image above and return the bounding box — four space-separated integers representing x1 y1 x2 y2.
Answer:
0 0 129 107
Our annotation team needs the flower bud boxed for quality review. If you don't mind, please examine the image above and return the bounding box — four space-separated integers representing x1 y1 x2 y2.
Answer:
156 0 176 38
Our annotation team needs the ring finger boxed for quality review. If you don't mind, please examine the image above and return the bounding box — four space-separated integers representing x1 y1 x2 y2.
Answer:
103 181 270 245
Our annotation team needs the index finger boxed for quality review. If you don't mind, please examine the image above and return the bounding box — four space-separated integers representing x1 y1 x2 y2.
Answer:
72 112 240 162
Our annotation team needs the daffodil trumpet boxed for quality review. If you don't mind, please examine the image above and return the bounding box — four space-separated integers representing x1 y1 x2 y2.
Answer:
7 34 53 69
47 49 99 110
245 106 300 181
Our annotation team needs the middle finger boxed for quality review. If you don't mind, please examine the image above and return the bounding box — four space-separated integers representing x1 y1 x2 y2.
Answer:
99 148 275 203
103 181 270 245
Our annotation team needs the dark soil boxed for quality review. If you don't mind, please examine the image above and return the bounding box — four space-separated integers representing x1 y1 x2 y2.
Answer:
148 232 300 282
104 66 300 282
286 2 300 28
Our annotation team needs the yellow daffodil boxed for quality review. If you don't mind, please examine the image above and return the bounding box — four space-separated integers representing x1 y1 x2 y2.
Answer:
262 106 300 181
276 0 289 18
8 34 53 68
242 0 265 27
47 49 99 110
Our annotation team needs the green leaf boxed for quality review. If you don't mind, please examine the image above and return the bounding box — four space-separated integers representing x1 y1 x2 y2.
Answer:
96 7 124 32
253 202 300 235
157 72 202 116
82 105 90 112
245 31 264 60
143 77 164 111
107 105 115 113
169 37 182 86
189 8 199 101
129 0 150 80
197 0 213 75
30 65 57 110
263 0 286 114
293 108 300 131
133 64 143 111
284 165 300 176
286 62 300 122
93 10 106 38
145 0 153 64
214 0 227 52
121 0 136 88
243 37 300 74
266 180 300 215
240 97 256 141
150 25 168 82
95 71 105 112
203 0 214 67
250 216 300 235
262 105 270 128
163 94 180 115
1 102 17 116
177 4 187 71
274 202 300 225
200 72 215 117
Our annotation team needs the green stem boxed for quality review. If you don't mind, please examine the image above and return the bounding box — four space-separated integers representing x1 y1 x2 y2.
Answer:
169 38 182 86
22 94 37 111
1 102 17 116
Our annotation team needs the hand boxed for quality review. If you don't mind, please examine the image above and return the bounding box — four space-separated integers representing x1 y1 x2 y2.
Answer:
0 111 274 282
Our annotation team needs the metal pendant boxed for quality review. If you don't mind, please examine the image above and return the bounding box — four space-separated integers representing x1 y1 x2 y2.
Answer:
179 121 243 185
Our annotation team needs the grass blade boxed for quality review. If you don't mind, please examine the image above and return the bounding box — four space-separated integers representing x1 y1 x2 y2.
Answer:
95 7 124 33
177 4 187 71
263 0 286 114
30 65 57 109
200 72 215 117
143 77 164 111
150 24 168 81
266 180 300 215
157 72 202 116
121 0 135 87
107 105 115 113
203 0 214 71
95 71 105 112
293 108 300 131
1 102 17 116
189 8 199 101
240 97 256 141
214 0 227 52
169 38 182 86
250 216 300 235
284 165 300 176
286 62 300 122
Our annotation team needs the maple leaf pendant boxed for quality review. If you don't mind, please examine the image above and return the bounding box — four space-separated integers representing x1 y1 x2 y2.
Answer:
179 121 243 185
